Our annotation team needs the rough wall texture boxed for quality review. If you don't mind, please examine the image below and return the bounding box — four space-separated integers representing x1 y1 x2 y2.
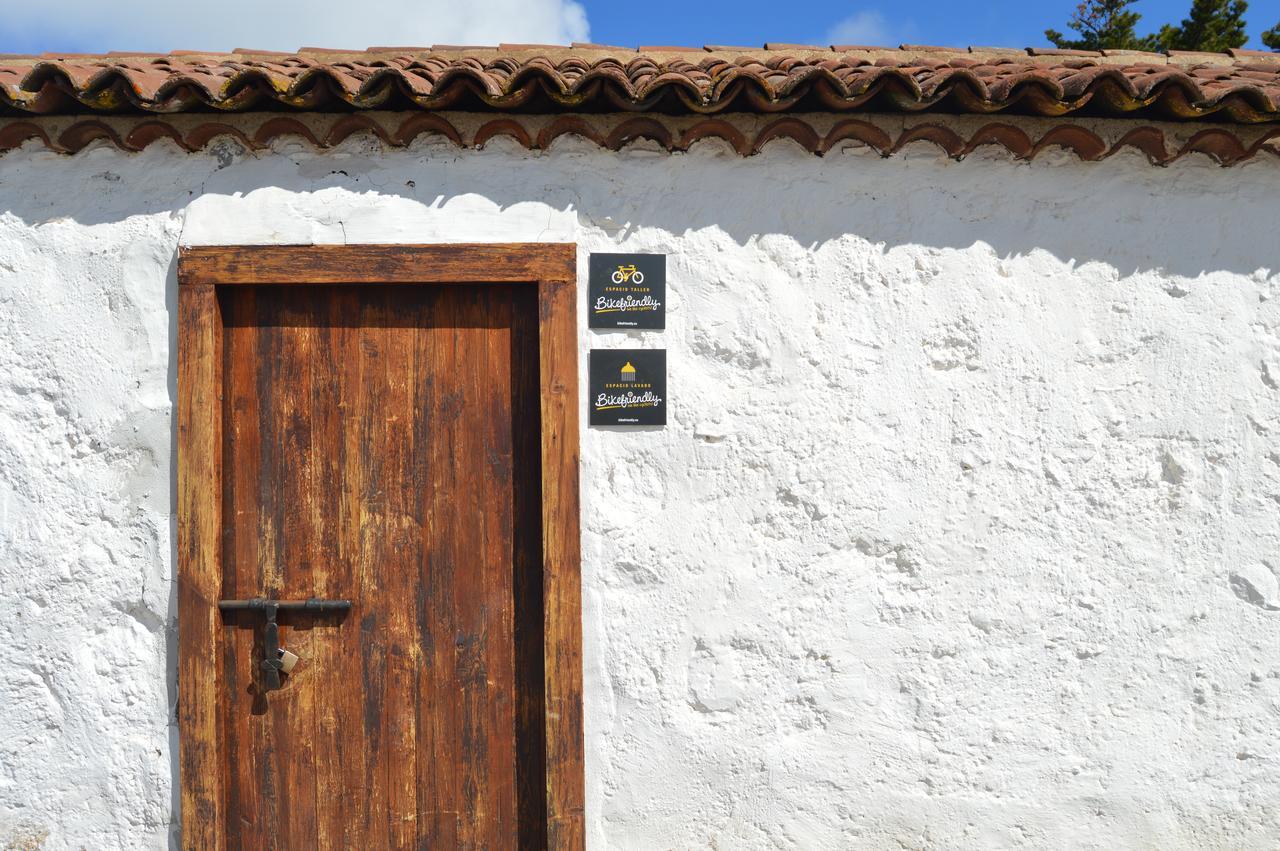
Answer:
0 133 1278 850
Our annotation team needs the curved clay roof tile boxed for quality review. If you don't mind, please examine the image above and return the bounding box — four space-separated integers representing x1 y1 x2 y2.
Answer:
0 46 1277 122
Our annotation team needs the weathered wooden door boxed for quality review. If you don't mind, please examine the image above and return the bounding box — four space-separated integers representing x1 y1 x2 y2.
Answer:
178 246 582 850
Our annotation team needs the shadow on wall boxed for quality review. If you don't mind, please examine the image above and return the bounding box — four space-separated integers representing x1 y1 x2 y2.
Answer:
1 136 1277 280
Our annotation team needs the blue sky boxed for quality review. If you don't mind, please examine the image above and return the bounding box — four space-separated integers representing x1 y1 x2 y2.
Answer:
3 0 1279 55
585 0 1280 52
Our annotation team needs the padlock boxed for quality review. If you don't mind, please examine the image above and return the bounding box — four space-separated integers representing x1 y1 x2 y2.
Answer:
276 647 299 674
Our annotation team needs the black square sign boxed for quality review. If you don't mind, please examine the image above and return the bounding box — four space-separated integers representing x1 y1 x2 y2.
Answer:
589 349 666 426
588 253 665 330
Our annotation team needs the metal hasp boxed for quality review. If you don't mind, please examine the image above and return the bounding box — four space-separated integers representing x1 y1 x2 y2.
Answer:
217 598 353 690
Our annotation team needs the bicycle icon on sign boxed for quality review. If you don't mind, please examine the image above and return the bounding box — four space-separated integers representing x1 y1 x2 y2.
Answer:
611 264 645 284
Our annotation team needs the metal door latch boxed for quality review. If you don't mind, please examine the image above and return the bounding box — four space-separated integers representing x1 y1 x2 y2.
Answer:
217 598 352 690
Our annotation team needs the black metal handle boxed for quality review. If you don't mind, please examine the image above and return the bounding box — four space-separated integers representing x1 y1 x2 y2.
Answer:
218 598 352 690
218 598 353 614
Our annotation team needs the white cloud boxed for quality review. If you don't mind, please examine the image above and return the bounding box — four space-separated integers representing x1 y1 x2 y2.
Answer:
5 0 591 53
825 11 892 47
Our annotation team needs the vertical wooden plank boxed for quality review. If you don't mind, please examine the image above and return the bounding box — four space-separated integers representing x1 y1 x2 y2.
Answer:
312 285 351 851
334 286 371 849
538 253 586 851
422 288 462 846
449 288 510 844
222 287 268 849
474 287 519 846
451 292 482 847
354 290 393 850
382 290 421 847
273 291 320 848
407 290 434 848
178 281 225 851
254 292 285 850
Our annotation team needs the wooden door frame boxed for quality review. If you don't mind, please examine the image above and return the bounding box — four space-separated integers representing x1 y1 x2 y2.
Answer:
176 244 583 849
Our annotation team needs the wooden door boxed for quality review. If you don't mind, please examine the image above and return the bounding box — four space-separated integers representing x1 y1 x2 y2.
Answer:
178 246 583 850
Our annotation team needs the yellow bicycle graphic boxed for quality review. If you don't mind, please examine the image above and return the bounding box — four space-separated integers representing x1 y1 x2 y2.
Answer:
611 264 645 285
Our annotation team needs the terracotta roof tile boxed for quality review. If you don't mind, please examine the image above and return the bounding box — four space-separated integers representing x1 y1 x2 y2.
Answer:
762 43 827 51
1028 47 1103 57
1230 48 1278 59
0 45 1276 123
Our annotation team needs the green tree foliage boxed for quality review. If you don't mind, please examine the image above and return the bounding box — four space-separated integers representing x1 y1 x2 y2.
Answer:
1046 0 1276 52
1045 0 1157 50
1152 0 1249 51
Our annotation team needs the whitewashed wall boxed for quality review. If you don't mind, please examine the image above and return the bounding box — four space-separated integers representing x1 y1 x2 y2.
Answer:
1 132 1279 850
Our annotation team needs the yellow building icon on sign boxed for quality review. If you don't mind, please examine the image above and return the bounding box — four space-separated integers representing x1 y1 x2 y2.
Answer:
620 362 636 382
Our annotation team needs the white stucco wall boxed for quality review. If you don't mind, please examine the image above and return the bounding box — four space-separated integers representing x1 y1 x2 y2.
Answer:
1 131 1279 850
